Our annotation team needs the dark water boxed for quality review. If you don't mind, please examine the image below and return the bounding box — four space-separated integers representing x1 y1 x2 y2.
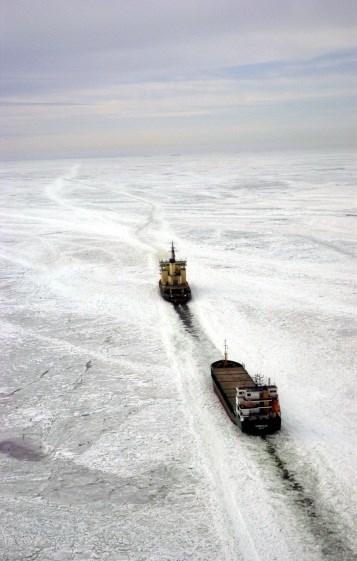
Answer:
174 304 200 338
263 436 354 560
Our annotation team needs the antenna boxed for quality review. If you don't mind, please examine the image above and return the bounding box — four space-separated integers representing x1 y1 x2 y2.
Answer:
254 373 264 387
224 340 228 365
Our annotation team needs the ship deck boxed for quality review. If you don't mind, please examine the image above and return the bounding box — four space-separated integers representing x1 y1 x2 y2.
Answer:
211 365 254 409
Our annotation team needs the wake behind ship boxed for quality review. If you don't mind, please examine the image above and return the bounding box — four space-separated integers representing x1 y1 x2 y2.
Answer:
159 243 191 305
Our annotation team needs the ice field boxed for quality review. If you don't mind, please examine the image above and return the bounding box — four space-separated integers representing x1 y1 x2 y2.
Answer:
0 152 356 561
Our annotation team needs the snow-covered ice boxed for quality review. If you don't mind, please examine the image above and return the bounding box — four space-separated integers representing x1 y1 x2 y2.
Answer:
0 152 356 561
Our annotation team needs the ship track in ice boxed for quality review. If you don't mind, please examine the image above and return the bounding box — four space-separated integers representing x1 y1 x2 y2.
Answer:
174 304 199 338
172 303 355 560
262 436 354 560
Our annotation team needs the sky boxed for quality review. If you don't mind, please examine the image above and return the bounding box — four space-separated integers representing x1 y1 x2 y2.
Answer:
1 0 356 160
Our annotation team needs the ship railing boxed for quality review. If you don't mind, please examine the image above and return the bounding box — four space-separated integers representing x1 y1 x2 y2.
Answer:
239 405 273 411
159 259 187 264
237 384 277 389
240 410 271 419
238 404 278 417
238 399 279 407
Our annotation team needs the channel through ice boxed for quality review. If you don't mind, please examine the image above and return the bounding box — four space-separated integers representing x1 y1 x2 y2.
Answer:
0 151 356 561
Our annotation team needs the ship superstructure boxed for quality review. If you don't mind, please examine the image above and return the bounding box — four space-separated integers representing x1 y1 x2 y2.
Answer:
159 243 191 304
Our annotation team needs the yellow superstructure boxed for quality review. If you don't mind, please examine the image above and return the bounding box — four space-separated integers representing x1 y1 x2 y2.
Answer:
159 242 191 304
159 243 187 286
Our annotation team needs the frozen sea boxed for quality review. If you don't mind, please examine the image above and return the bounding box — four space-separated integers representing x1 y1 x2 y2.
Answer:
0 151 356 561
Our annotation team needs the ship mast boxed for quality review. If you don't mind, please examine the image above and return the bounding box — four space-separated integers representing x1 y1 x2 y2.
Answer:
170 241 176 263
224 340 228 365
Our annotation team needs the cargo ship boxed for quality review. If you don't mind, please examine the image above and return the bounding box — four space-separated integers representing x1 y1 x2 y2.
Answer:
211 343 281 433
159 243 191 305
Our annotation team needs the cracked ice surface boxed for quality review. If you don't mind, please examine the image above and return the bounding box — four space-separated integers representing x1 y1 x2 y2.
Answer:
0 153 356 561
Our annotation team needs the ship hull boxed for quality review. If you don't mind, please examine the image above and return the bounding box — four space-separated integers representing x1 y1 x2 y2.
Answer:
159 281 191 305
237 415 281 434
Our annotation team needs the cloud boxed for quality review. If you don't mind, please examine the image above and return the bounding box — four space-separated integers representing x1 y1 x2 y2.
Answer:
1 0 356 158
2 0 356 91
